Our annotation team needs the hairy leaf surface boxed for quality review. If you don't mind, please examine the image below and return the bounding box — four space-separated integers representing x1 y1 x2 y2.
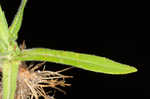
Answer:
15 48 137 74
2 60 20 99
0 6 9 53
9 0 27 41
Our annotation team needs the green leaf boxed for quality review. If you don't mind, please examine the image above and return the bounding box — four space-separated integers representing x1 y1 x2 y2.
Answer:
1 1 26 98
9 0 27 41
2 60 20 99
0 5 20 55
15 48 137 74
0 5 9 53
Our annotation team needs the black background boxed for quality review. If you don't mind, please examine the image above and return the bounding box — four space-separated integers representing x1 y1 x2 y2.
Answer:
0 0 147 99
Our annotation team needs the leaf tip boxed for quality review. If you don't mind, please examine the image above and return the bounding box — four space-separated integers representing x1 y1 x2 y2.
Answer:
129 66 138 73
120 66 138 75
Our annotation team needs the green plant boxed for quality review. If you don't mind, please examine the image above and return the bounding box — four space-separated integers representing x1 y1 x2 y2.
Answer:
0 0 137 99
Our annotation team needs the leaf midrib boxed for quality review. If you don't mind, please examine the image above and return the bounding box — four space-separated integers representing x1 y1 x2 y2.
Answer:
21 51 130 71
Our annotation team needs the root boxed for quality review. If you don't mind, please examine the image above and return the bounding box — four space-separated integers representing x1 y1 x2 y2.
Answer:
0 62 72 99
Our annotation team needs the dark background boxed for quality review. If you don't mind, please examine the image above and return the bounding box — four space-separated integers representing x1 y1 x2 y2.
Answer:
0 0 146 99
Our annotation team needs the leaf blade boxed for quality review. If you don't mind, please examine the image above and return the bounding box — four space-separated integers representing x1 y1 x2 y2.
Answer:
0 5 9 53
9 0 27 41
2 60 20 99
15 48 137 74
